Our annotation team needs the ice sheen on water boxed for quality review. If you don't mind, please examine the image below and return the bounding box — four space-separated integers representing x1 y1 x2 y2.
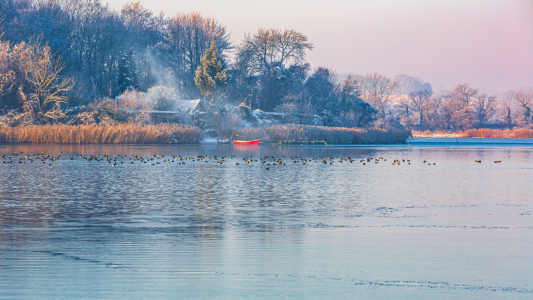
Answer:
0 138 532 299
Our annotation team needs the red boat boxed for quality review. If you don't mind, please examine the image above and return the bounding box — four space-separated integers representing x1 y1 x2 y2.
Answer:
233 139 260 145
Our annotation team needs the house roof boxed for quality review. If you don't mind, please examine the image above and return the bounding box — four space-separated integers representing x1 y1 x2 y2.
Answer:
171 99 204 112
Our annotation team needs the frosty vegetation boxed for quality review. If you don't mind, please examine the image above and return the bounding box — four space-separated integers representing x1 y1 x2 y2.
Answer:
0 0 531 137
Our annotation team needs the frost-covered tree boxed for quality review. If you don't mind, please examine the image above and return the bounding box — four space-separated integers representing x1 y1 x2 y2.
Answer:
499 90 515 125
23 37 74 121
338 101 377 128
166 12 230 98
408 90 433 129
237 28 313 74
338 76 362 112
194 39 226 102
513 90 533 125
451 107 478 130
0 1 233 102
147 86 177 111
453 83 478 108
337 75 376 127
0 39 30 111
116 89 153 124
359 73 399 120
305 67 337 114
235 28 313 111
435 93 462 130
473 94 497 124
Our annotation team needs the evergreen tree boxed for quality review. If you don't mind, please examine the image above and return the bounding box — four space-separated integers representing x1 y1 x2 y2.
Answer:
118 49 139 94
194 39 227 102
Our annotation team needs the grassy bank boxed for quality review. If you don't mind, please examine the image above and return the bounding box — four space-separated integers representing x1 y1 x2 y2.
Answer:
232 125 411 144
413 128 533 139
0 124 202 144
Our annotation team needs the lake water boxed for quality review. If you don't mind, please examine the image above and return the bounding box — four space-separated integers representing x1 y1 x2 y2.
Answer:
1 138 532 299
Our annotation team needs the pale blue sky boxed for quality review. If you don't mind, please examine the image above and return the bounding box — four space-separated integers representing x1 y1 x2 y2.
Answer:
106 0 533 93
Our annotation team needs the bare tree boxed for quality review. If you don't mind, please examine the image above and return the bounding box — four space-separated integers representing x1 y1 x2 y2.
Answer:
473 94 497 124
167 12 230 97
0 40 31 110
499 90 515 125
338 75 363 112
359 73 399 119
235 28 313 111
513 90 533 125
24 37 74 120
408 90 433 129
453 83 478 108
451 107 478 130
436 93 462 130
393 95 413 128
236 28 313 75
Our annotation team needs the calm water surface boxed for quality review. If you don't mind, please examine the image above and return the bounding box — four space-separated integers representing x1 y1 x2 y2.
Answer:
1 138 532 299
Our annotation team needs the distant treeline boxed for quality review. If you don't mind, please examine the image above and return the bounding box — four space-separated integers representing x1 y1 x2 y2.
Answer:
0 0 531 132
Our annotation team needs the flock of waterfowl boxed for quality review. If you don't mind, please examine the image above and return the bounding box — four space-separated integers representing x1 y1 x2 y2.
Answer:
1 151 503 169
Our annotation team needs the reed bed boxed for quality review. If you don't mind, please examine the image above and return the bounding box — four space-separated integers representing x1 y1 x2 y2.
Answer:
0 124 202 144
413 128 533 139
412 130 460 138
460 128 533 138
233 124 411 144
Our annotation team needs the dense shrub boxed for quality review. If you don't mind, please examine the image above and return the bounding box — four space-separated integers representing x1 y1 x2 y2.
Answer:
232 124 411 144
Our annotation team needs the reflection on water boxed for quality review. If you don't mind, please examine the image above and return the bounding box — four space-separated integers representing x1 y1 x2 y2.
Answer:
1 140 533 298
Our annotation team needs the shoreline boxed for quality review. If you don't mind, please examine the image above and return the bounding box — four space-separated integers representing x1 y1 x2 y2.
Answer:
0 124 412 145
412 133 461 138
2 125 532 145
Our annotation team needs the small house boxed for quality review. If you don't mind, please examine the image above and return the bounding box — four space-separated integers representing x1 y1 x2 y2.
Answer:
150 99 206 115
170 99 207 115
150 99 207 125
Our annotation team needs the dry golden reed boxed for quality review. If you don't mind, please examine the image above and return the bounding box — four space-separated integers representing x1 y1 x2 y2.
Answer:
460 128 533 138
0 124 202 144
413 128 533 139
233 124 411 144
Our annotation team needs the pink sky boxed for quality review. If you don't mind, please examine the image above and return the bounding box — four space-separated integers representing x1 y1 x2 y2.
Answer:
107 0 533 94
